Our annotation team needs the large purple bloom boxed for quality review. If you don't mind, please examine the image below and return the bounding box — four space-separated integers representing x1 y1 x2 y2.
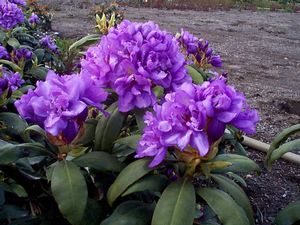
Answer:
81 20 191 112
137 79 259 167
136 83 209 167
198 78 259 141
0 2 24 30
15 71 108 143
177 30 222 68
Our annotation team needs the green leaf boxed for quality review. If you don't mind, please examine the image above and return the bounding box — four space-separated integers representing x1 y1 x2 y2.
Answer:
107 159 153 206
72 151 123 172
134 108 146 132
27 67 48 80
151 179 196 225
34 48 45 63
197 188 250 225
81 199 105 225
100 201 154 225
94 102 125 152
211 174 254 225
51 160 88 225
69 34 100 51
186 65 204 84
266 124 300 163
226 172 247 188
274 200 300 225
72 119 97 145
0 112 28 138
122 174 169 197
268 139 300 168
0 182 28 197
0 140 23 165
7 38 20 48
0 30 6 43
112 135 141 158
0 59 22 73
211 154 260 173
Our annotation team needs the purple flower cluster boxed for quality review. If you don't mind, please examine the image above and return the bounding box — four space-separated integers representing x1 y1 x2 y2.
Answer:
8 0 26 6
81 20 191 112
136 80 259 167
0 67 24 97
15 71 108 143
40 36 58 53
28 13 39 26
0 45 9 59
177 30 222 68
13 48 32 63
0 2 24 30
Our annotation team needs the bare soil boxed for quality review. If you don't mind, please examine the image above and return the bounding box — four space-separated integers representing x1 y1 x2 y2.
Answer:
49 5 300 225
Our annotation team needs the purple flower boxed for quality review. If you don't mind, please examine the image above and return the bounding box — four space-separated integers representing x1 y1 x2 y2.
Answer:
81 20 191 112
8 0 26 6
13 48 32 62
0 2 24 30
28 13 39 26
40 35 58 53
0 68 24 97
15 71 108 143
0 45 9 59
177 30 222 68
4 71 24 91
0 77 9 96
231 106 260 135
198 78 260 141
136 79 259 167
136 83 209 167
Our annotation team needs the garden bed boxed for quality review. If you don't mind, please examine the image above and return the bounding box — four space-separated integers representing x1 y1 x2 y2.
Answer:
1 1 299 224
49 5 300 225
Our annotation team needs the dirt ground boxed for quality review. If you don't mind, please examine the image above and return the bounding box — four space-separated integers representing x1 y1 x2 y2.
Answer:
49 5 300 225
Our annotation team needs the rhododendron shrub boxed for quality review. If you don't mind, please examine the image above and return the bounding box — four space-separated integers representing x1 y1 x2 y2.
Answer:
0 15 260 225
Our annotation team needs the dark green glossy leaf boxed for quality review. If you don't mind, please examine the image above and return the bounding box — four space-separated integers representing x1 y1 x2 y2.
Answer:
0 182 28 197
211 154 260 173
211 174 254 225
27 67 48 80
112 134 141 158
81 199 106 225
72 119 97 145
95 102 125 152
197 188 250 225
51 160 88 225
0 112 28 138
100 201 154 225
107 159 153 206
73 151 123 172
275 200 300 225
0 140 22 165
151 179 196 225
122 174 169 197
